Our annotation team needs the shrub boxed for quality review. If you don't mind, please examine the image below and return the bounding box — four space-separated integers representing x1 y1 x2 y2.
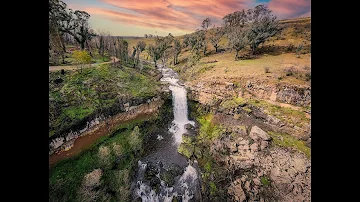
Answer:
285 67 296 76
98 146 111 167
287 43 295 52
128 126 142 152
264 66 270 73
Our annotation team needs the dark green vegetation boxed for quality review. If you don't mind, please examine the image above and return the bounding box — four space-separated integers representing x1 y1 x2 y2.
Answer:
49 62 161 138
49 98 173 202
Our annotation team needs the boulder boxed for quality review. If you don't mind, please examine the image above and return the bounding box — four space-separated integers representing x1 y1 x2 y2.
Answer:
228 179 246 202
250 126 271 141
260 140 269 150
184 123 194 130
250 143 259 152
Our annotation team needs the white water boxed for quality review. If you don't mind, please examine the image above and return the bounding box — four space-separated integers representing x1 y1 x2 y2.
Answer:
133 64 199 201
158 65 195 145
135 161 199 202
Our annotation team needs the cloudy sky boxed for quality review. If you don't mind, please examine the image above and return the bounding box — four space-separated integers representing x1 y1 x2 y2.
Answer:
63 0 310 36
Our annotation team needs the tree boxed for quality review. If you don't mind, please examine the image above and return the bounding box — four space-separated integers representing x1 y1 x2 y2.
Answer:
228 27 249 60
95 30 111 61
49 0 68 64
200 18 211 55
173 39 181 65
183 34 190 48
247 5 280 54
148 33 174 67
116 37 129 65
209 26 225 52
222 9 247 28
55 3 96 50
189 30 206 56
135 41 146 65
148 44 161 67
72 50 92 73
201 18 212 30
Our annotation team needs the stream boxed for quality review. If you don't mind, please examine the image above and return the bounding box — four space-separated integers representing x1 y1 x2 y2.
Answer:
132 64 201 201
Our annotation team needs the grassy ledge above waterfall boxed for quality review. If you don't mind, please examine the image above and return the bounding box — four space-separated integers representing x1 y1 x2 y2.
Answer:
49 62 161 138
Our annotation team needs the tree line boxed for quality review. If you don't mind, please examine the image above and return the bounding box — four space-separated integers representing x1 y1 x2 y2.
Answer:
50 0 280 68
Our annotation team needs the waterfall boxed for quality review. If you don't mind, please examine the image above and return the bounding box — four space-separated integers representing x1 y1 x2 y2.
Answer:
133 64 198 202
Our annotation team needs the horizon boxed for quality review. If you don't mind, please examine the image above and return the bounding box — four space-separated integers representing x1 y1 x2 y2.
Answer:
63 0 311 37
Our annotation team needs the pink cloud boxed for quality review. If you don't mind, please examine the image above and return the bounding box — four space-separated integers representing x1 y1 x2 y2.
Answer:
82 0 310 33
269 0 310 19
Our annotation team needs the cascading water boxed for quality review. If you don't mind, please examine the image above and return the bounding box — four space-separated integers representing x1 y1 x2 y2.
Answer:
132 64 200 202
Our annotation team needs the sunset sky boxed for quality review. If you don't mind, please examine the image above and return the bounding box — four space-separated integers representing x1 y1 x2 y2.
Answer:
62 0 310 36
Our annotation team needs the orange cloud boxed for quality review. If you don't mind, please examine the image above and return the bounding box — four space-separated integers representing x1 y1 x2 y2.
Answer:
91 0 252 31
83 0 310 34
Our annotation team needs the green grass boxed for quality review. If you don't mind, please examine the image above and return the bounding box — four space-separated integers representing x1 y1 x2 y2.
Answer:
49 120 148 202
268 131 311 158
178 143 193 159
197 114 224 141
220 97 246 110
49 63 160 137
247 98 309 127
63 106 94 120
261 176 271 186
209 181 217 196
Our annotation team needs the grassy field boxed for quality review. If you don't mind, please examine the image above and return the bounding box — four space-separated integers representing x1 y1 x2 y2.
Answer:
49 119 149 202
49 62 161 138
125 17 311 88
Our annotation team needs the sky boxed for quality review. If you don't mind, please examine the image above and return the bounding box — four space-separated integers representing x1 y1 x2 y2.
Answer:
62 0 310 36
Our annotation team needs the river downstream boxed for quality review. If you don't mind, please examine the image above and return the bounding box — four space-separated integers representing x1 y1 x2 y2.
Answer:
132 64 201 201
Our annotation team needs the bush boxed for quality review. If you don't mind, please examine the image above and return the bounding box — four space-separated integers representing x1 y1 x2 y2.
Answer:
305 72 311 81
287 43 295 52
128 126 142 152
264 66 270 73
285 67 296 76
98 146 111 167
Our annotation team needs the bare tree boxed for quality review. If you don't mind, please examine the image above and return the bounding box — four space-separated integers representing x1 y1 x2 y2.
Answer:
189 30 206 56
135 41 146 65
209 26 225 52
173 39 181 65
201 17 212 30
148 44 161 67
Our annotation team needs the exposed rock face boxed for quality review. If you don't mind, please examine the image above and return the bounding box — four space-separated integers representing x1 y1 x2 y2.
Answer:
245 81 311 107
207 124 311 202
187 79 310 107
275 84 311 107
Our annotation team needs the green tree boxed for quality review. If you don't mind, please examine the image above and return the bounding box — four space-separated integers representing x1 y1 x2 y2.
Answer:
228 27 249 60
72 50 92 73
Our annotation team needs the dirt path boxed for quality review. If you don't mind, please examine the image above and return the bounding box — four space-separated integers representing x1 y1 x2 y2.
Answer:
49 57 119 72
